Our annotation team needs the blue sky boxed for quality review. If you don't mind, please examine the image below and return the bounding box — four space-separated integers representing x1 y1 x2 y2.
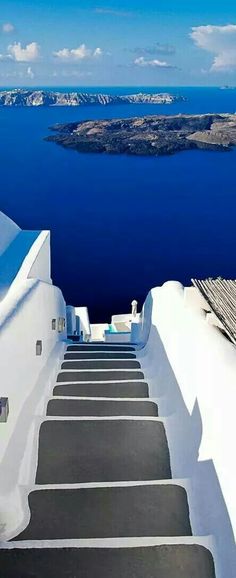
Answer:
0 0 236 86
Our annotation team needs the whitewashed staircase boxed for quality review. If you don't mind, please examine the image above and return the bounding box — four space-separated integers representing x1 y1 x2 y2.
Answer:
1 342 216 578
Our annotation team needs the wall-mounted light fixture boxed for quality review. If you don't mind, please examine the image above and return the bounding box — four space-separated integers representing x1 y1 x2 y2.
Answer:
0 397 9 422
36 340 42 356
58 317 66 333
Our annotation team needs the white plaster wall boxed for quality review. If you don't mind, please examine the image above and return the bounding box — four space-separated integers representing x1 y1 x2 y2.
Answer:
0 212 20 257
137 282 236 578
105 331 131 343
111 313 133 324
11 231 52 288
27 232 52 283
0 280 66 463
91 323 109 341
136 289 153 346
66 305 76 335
0 213 66 539
0 279 66 539
75 307 91 340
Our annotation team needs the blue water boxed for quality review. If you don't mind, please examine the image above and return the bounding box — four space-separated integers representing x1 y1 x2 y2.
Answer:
0 86 236 322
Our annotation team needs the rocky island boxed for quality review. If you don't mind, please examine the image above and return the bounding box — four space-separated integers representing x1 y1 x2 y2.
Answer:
45 113 236 157
0 89 185 107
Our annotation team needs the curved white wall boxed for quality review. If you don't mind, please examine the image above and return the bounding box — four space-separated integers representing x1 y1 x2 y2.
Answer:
0 280 66 462
0 213 66 540
138 282 236 578
0 278 66 539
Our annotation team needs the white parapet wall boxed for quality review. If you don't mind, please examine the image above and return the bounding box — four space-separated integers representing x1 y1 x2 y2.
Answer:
105 330 131 343
0 212 66 538
75 306 91 341
137 281 236 578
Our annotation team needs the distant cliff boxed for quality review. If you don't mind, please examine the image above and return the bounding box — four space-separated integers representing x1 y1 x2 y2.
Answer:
46 113 236 157
0 89 185 107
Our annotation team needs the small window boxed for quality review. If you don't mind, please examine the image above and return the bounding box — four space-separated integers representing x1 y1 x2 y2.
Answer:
52 318 56 330
0 397 9 422
36 340 42 356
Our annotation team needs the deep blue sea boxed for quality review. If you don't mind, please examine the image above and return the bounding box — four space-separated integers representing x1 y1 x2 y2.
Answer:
0 86 236 322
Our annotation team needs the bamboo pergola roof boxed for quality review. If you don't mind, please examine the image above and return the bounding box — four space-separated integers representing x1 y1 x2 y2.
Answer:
191 278 236 345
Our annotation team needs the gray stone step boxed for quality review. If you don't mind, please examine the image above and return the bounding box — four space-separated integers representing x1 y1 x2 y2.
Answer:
67 345 135 351
57 370 144 382
15 485 191 540
65 352 137 360
53 381 149 398
61 360 141 370
47 399 158 417
36 420 171 484
0 546 216 578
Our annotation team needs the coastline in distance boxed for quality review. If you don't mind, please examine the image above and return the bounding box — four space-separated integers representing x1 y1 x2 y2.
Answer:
0 89 185 107
45 113 236 157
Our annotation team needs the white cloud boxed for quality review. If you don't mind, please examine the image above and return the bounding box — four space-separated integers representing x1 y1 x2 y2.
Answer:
53 43 102 61
190 24 236 71
27 66 34 79
0 52 12 61
93 47 102 57
2 22 15 33
7 41 40 62
134 56 175 68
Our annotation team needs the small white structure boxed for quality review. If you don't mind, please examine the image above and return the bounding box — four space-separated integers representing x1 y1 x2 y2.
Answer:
131 299 138 317
75 306 91 341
